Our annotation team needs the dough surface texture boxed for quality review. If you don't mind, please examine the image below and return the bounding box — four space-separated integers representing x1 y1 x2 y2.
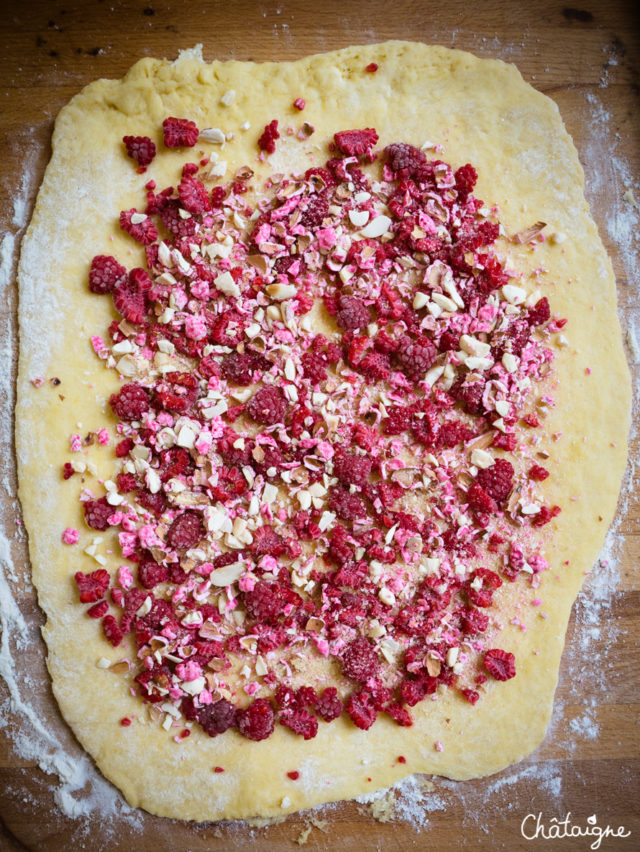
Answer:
16 42 630 821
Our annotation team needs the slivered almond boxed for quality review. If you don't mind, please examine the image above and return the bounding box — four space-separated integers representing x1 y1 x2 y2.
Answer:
513 221 546 244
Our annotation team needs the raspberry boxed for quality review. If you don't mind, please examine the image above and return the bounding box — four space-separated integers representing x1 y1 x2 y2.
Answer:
123 135 156 168
333 128 379 160
295 686 318 708
280 708 318 740
527 297 551 326
345 691 377 730
197 698 237 737
336 294 370 330
365 62 378 72
87 600 109 619
102 614 123 647
476 458 514 504
162 116 199 148
329 486 368 521
221 351 263 386
246 386 287 425
293 97 306 110
113 268 152 324
400 679 429 706
236 698 275 741
258 119 280 154
385 703 413 727
274 254 307 278
484 648 516 681
138 559 170 589
301 351 327 384
250 525 287 557
462 688 480 705
315 687 343 722
159 447 192 482
244 582 300 623
156 371 198 414
136 488 167 519
492 432 517 451
438 420 474 448
88 254 126 294
466 483 498 516
359 350 391 382
454 163 478 200
74 568 110 603
341 637 379 683
83 497 113 531
115 437 134 457
394 335 437 380
532 505 561 527
119 209 158 245
299 191 329 228
460 607 489 634
328 525 355 565
385 142 427 179
62 462 75 480
110 383 150 421
159 199 197 238
451 378 485 415
166 511 204 550
116 472 137 493
178 175 210 215
198 354 220 379
466 568 502 607
528 464 549 481
383 405 412 435
333 449 372 487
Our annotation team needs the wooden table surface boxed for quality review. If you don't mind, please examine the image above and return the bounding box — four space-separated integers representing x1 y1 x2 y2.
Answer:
1 1 638 849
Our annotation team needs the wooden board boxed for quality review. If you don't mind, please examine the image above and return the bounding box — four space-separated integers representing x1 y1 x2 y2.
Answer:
1 1 638 849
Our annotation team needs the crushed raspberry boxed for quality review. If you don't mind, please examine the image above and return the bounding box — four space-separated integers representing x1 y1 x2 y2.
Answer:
365 62 378 72
167 511 204 550
109 383 150 421
102 614 123 647
74 568 110 603
251 525 287 556
162 116 199 148
329 487 368 521
113 268 152 324
116 472 137 493
293 98 305 110
476 459 514 504
466 568 502 607
280 708 318 740
236 698 275 741
301 351 328 384
462 688 480 705
246 386 287 425
359 351 391 382
467 483 498 515
89 254 126 295
336 294 370 330
528 297 551 326
119 209 158 245
156 371 198 414
385 703 413 727
87 600 109 619
258 119 280 154
178 175 210 215
287 770 300 780
394 335 437 380
346 691 377 730
244 582 300 622
62 462 75 480
334 449 372 487
83 497 113 531
123 135 156 168
341 637 379 683
454 163 478 200
333 128 379 160
115 437 134 457
532 505 561 527
221 351 265 386
528 464 550 481
484 648 516 681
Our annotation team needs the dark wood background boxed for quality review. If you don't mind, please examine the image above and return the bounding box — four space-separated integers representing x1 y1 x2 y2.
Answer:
1 1 638 849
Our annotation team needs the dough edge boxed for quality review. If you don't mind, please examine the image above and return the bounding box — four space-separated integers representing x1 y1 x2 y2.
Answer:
16 41 631 822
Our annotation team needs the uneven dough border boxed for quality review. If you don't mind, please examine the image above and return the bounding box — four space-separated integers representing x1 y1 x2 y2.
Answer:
16 42 630 821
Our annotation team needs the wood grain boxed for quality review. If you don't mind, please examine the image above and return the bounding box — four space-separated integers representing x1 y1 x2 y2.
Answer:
1 1 638 850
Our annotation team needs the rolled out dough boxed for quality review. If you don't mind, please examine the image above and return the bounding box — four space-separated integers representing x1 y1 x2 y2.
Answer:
16 42 630 821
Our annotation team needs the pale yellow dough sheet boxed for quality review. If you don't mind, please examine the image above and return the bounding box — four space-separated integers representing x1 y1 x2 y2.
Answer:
16 42 630 822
